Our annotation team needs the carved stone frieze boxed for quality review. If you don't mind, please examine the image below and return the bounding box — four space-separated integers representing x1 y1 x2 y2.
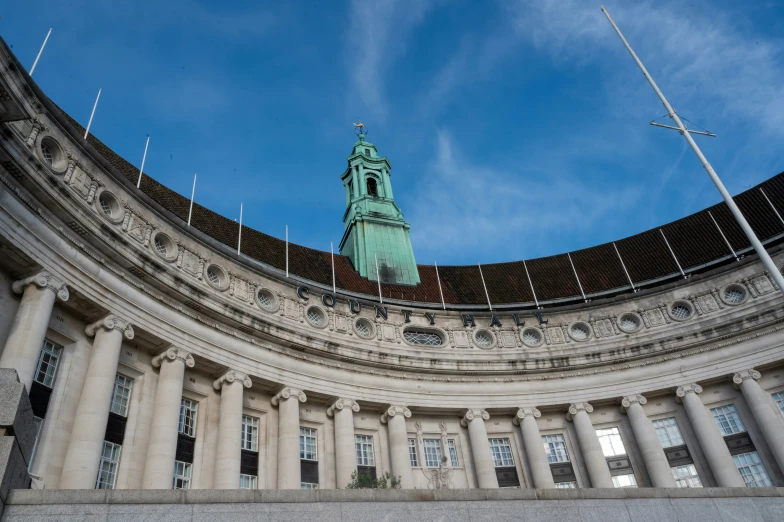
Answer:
25 117 46 148
693 291 720 315
177 247 205 279
122 207 154 247
229 275 254 304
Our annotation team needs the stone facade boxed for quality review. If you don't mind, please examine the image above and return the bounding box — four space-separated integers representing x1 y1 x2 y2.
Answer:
1 35 784 500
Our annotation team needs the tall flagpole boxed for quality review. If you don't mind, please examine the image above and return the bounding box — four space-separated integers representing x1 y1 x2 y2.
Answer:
601 6 784 295
285 225 289 277
237 203 243 255
330 242 336 294
136 135 150 188
29 28 52 76
84 88 102 140
187 174 196 226
375 253 383 304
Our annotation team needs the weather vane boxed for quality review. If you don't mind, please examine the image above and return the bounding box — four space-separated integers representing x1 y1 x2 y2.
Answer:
353 120 368 137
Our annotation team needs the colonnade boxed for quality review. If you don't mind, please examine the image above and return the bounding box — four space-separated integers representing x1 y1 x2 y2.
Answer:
2 271 784 490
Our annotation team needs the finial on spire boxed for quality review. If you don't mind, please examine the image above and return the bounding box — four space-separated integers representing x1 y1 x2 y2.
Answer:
353 120 368 139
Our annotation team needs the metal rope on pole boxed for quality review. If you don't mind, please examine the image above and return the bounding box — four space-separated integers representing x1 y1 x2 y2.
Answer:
602 6 784 295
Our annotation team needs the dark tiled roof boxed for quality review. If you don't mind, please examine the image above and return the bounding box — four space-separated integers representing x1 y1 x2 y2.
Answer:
52 109 784 308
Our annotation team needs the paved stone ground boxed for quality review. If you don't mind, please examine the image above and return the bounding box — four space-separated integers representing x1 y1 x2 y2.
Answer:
3 488 784 522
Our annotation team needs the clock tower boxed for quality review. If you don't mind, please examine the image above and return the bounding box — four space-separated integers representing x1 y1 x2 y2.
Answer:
339 128 420 285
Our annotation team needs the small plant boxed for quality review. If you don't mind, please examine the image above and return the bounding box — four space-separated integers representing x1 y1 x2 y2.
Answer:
346 469 402 489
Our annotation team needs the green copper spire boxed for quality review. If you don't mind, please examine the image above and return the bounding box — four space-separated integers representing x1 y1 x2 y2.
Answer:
339 132 420 285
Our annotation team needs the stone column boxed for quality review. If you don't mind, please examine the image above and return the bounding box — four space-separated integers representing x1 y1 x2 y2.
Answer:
60 315 134 489
271 387 307 489
0 272 69 390
142 347 195 489
567 402 613 488
380 405 415 489
327 398 360 489
676 383 745 487
461 409 498 489
212 369 252 489
514 407 554 488
734 369 784 475
620 394 676 488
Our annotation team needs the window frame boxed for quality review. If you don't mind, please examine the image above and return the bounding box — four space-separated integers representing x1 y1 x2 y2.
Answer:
542 434 570 464
34 340 63 388
300 482 318 489
408 438 419 467
488 438 515 468
240 473 257 489
423 438 442 468
241 415 259 452
710 404 746 436
95 441 122 490
772 391 784 418
447 439 459 467
355 434 375 467
109 374 133 417
173 460 192 489
596 427 628 457
612 473 638 488
652 417 685 448
671 463 703 488
300 427 318 461
178 398 199 437
733 451 773 488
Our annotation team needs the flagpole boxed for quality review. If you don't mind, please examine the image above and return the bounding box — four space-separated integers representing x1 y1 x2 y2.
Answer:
602 6 784 295
285 225 289 277
136 135 150 188
478 263 492 311
330 242 336 294
237 203 243 255
84 88 102 140
434 261 446 310
187 174 196 226
29 28 52 76
375 253 383 304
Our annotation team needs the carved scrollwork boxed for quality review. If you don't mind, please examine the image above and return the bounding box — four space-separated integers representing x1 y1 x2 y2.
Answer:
11 271 69 302
380 404 411 423
271 386 307 406
676 383 703 398
460 408 490 427
733 369 761 385
152 346 195 369
513 407 541 425
327 398 360 416
213 369 252 391
85 314 134 340
566 402 593 421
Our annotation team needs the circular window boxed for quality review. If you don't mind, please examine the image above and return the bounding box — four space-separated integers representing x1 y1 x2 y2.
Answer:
569 322 592 341
721 284 747 305
354 318 375 338
255 287 279 312
38 136 67 173
305 306 327 328
204 264 229 291
402 328 443 346
151 232 177 262
473 329 495 349
669 301 693 321
520 327 544 347
618 313 642 333
95 190 123 223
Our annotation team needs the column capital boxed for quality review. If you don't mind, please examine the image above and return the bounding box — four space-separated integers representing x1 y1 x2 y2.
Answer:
152 347 195 369
380 404 411 423
327 398 360 417
675 383 703 402
566 402 593 421
213 369 252 391
733 369 761 386
620 394 647 413
85 314 134 340
513 407 541 426
12 271 69 301
271 387 307 406
460 408 489 427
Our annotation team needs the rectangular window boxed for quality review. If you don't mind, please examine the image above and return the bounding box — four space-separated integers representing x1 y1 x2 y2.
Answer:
109 374 133 417
711 405 746 436
554 481 577 489
172 460 192 489
241 415 259 452
542 434 570 463
423 439 442 467
408 439 418 467
301 482 318 489
355 435 375 466
178 398 198 437
239 474 257 489
612 474 638 488
95 441 122 489
300 427 317 461
34 340 62 388
28 417 44 471
448 439 459 467
596 427 627 457
772 392 784 417
652 417 685 448
733 451 773 487
671 464 702 488
488 438 514 467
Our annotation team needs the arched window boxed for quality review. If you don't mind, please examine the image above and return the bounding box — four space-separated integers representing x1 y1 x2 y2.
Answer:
367 177 378 197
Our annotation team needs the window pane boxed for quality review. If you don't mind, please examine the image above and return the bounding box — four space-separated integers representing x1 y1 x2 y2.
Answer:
652 418 684 448
301 482 318 489
34 340 62 388
596 427 626 457
772 392 784 418
95 441 122 489
172 460 192 489
448 439 459 467
542 434 570 463
178 398 198 437
423 439 442 467
241 416 259 451
110 374 133 417
28 417 44 471
355 435 375 466
300 427 317 460
612 474 638 488
408 439 418 467
554 481 577 489
733 451 773 487
711 405 746 436
240 474 257 489
488 438 514 467
671 464 702 488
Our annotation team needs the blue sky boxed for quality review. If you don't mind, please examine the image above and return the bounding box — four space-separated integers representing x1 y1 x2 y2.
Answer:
3 0 784 266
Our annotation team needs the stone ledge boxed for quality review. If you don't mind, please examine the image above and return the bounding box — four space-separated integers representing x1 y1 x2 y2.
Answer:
6 487 784 505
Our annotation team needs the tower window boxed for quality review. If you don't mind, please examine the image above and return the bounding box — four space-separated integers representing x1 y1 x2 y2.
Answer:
364 148 370 156
367 177 378 197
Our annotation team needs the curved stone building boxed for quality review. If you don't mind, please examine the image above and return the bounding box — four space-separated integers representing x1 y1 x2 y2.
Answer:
2 36 784 495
